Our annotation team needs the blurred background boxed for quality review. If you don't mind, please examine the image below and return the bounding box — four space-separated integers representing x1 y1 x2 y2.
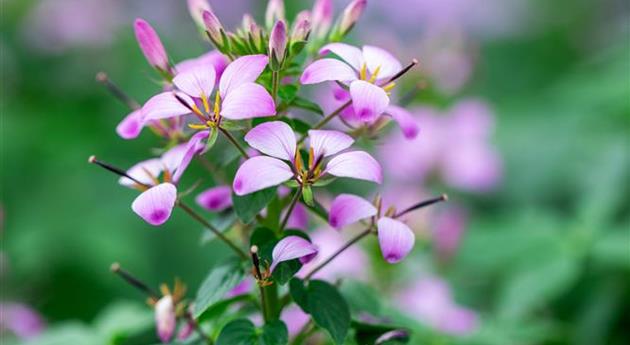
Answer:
1 0 629 344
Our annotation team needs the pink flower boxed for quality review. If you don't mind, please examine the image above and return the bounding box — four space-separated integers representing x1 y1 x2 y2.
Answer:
269 20 288 66
0 303 45 339
154 295 177 342
433 207 468 262
337 0 367 36
195 185 232 212
134 18 170 71
281 305 310 338
233 121 382 196
311 0 333 39
328 194 415 264
269 236 318 273
187 0 212 29
301 43 402 122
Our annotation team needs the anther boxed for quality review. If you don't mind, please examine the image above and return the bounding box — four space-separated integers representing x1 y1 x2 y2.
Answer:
250 246 263 280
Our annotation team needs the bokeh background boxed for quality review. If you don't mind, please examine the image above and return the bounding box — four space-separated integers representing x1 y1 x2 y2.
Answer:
2 0 629 344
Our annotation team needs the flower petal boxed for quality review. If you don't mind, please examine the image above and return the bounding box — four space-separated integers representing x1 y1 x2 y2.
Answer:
172 131 209 183
154 295 176 343
173 63 216 98
308 129 354 158
285 203 309 231
195 185 233 212
377 217 415 263
142 92 192 121
325 151 382 183
131 183 177 226
362 45 402 80
300 58 357 84
329 194 376 230
320 43 363 70
219 54 268 98
244 121 296 161
349 80 390 122
160 144 188 173
220 82 276 120
386 105 419 139
119 158 163 187
175 50 229 80
134 18 169 70
270 236 318 272
233 156 293 196
116 109 145 140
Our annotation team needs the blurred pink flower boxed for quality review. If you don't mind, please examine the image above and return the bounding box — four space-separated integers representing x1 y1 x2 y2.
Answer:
281 305 310 338
396 277 479 336
0 303 45 339
432 206 468 263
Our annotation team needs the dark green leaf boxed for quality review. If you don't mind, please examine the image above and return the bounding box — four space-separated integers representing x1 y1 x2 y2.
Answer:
193 258 246 319
289 278 309 312
272 259 302 285
351 320 409 345
233 187 278 223
215 319 288 345
278 84 298 104
260 320 289 345
250 228 306 285
340 280 383 316
291 97 323 115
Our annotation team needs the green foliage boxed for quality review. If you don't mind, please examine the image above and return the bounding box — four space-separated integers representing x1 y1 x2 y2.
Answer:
232 188 278 224
193 258 247 319
216 319 288 345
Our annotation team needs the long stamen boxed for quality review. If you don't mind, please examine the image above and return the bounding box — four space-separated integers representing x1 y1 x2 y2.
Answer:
96 72 140 110
110 262 159 300
385 59 419 84
201 92 211 114
359 63 367 80
174 93 206 122
395 194 447 218
88 155 150 188
213 92 221 121
368 65 381 83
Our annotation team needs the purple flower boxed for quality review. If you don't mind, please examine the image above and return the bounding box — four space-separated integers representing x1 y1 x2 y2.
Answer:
338 0 367 36
301 43 402 122
202 9 225 46
134 18 170 71
187 0 212 29
154 295 177 342
281 305 310 338
0 303 45 339
311 0 333 39
433 207 467 262
269 236 318 273
233 121 382 196
195 185 232 212
395 277 479 336
269 20 288 65
291 11 311 42
329 194 415 264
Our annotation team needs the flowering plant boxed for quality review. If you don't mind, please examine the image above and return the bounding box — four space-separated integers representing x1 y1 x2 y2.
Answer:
90 0 449 344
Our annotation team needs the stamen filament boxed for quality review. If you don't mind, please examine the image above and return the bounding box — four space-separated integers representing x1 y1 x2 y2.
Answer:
88 156 150 188
96 72 140 110
384 58 419 84
110 262 159 300
395 194 448 218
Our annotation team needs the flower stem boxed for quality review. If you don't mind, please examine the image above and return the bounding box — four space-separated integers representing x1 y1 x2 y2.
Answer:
271 71 280 103
178 202 248 260
219 127 250 159
298 100 352 144
279 188 302 232
303 227 373 281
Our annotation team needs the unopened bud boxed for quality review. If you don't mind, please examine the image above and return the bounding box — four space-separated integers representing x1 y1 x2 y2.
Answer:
265 0 285 28
187 0 212 29
291 11 311 42
134 18 170 71
269 20 288 69
154 295 176 343
202 9 224 46
311 0 333 38
338 0 367 37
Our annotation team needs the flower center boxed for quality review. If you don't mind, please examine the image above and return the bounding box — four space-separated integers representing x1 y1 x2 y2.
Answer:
359 63 381 83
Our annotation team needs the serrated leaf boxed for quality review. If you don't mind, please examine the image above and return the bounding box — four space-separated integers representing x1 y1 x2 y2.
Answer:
193 258 246 319
233 187 278 223
215 319 288 345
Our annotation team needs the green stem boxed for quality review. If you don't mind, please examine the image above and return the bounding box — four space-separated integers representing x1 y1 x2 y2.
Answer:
271 71 279 103
297 100 352 144
219 127 250 159
279 188 302 232
178 202 248 260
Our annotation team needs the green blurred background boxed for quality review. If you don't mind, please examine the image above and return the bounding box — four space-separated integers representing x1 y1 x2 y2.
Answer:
1 0 629 344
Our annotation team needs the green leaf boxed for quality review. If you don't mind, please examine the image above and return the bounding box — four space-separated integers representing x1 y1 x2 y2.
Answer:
339 280 383 316
215 319 288 345
351 320 410 345
204 127 219 152
272 259 302 285
289 279 351 344
233 187 278 223
193 258 247 319
278 84 298 104
302 185 314 206
250 228 307 285
221 120 248 131
291 97 323 115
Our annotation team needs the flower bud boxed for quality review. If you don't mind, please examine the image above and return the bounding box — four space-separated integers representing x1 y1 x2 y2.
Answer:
187 0 212 29
268 20 287 69
311 0 333 38
338 0 367 37
134 18 169 71
265 0 285 28
154 295 176 343
242 14 262 50
291 11 311 42
202 9 225 48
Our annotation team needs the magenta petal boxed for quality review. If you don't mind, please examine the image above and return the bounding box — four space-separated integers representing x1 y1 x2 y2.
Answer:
300 58 357 84
308 129 354 158
219 54 269 98
270 236 318 272
386 105 419 139
142 92 192 121
320 43 364 70
119 158 164 187
377 217 415 264
220 82 276 120
350 80 390 122
325 151 382 184
285 203 309 231
154 295 176 343
116 109 145 140
195 185 232 212
132 183 177 226
172 131 209 183
362 45 402 80
172 63 216 98
244 121 296 161
233 156 293 196
329 194 376 230
134 18 169 70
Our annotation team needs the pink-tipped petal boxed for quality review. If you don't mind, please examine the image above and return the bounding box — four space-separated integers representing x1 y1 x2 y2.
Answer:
362 45 402 80
219 54 269 98
175 50 229 80
328 194 376 230
233 156 293 196
325 151 382 183
132 183 177 226
134 18 169 70
300 58 357 84
377 217 415 264
319 43 364 70
270 236 318 272
142 92 192 121
195 185 232 212
172 64 216 98
172 131 209 183
119 158 164 187
154 295 176 343
244 121 296 160
350 80 390 122
308 129 354 158
386 105 419 139
220 82 276 119
116 109 145 140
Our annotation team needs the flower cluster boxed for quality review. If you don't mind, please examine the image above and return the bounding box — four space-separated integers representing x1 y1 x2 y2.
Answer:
90 0 455 344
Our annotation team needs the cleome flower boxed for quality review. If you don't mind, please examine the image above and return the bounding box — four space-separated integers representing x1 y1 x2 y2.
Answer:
232 121 382 196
